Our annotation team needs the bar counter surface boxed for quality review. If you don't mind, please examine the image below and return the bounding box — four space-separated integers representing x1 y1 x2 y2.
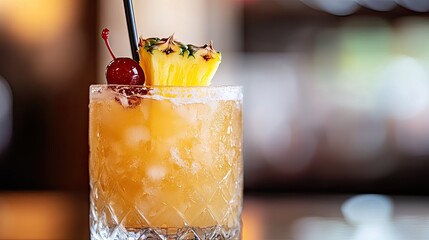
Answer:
0 192 428 240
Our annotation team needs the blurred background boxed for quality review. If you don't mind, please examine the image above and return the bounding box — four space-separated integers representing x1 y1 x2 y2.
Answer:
1 0 429 239
2 0 429 194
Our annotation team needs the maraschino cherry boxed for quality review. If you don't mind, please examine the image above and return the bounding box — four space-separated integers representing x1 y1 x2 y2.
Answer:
102 28 145 85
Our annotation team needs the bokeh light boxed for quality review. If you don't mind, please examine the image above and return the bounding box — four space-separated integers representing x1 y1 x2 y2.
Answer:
0 0 80 44
357 0 397 11
0 76 12 156
395 0 429 12
377 56 429 120
301 0 359 15
300 0 429 14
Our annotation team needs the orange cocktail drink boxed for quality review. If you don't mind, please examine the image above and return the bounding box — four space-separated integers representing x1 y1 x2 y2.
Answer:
89 85 242 239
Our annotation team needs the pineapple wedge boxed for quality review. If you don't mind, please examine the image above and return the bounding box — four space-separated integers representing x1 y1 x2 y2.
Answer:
138 34 221 86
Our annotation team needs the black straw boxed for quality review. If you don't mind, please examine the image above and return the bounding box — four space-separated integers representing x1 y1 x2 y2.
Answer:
123 0 140 62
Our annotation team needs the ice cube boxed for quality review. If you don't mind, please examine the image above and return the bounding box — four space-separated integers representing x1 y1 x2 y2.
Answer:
147 166 166 181
227 125 233 135
191 144 213 168
124 126 150 147
170 147 186 167
175 105 198 125
140 104 149 120
191 162 200 174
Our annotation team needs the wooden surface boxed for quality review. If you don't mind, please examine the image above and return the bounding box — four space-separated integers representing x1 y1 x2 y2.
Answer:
0 192 428 239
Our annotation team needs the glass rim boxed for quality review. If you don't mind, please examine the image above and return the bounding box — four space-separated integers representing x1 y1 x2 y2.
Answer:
90 84 242 101
90 84 242 89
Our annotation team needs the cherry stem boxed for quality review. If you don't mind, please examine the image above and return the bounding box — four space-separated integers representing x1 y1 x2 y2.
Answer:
102 28 116 60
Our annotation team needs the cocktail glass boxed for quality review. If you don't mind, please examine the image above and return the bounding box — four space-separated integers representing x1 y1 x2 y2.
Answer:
89 85 243 240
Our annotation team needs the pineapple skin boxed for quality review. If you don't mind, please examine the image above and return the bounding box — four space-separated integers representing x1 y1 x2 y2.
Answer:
138 36 221 86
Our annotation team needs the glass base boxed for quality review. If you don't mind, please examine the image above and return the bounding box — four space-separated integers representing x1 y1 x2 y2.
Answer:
90 225 241 240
